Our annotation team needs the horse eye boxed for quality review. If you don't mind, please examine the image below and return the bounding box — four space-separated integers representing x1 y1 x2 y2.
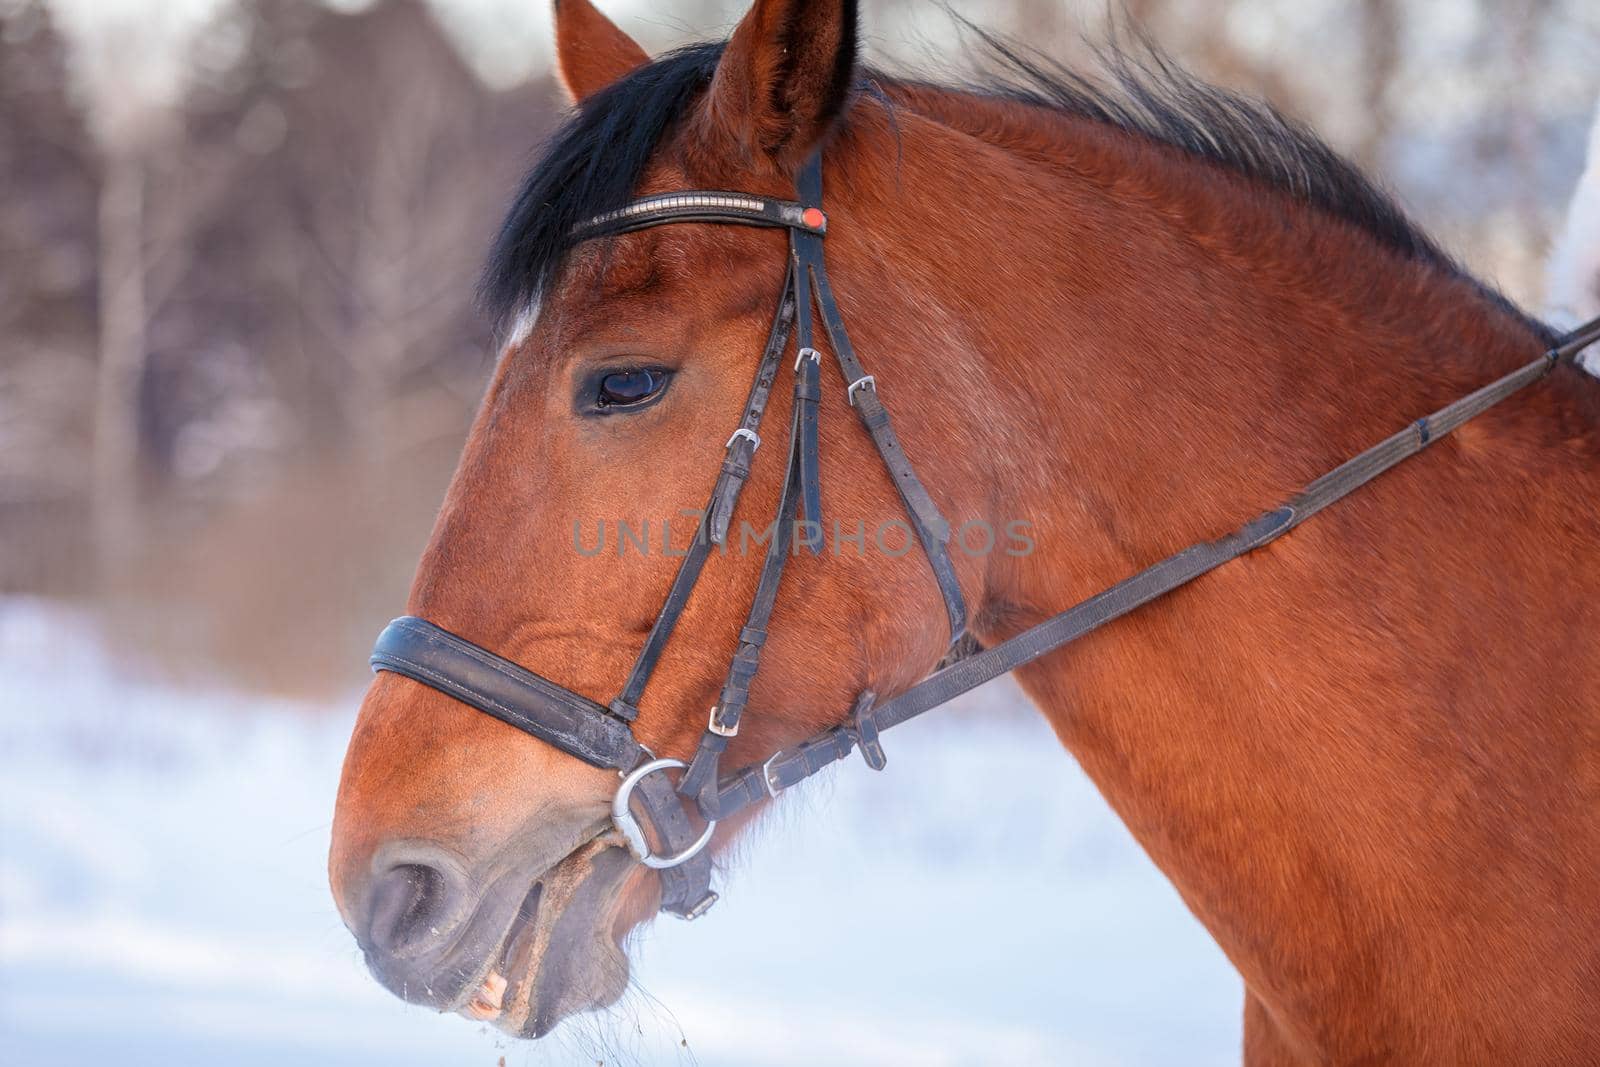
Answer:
596 368 669 409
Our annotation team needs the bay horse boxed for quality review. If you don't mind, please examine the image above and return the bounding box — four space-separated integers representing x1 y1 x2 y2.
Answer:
329 0 1600 1061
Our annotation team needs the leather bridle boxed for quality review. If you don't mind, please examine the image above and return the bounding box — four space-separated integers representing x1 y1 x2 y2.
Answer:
370 149 1600 921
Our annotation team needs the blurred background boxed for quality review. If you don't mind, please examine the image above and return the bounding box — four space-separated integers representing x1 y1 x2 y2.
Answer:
1 0 1596 1064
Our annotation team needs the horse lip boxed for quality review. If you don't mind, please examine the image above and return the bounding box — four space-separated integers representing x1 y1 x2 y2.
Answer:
532 844 635 1033
494 881 544 1012
484 838 635 1037
386 818 603 1026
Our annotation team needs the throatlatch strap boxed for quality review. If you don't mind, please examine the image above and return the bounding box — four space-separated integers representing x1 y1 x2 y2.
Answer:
810 252 967 643
791 155 968 646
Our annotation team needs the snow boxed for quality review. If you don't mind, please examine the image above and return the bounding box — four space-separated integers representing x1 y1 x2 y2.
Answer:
0 597 1241 1066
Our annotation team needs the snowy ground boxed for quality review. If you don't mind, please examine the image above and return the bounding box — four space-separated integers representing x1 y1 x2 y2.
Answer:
0 597 1241 1066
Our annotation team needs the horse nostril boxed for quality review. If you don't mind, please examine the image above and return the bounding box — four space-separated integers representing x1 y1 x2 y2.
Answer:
367 862 452 957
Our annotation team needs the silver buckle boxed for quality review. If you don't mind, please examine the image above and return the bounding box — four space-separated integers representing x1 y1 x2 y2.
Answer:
795 346 820 371
681 891 719 921
725 427 759 452
707 704 737 738
611 758 716 870
760 750 785 798
847 375 876 406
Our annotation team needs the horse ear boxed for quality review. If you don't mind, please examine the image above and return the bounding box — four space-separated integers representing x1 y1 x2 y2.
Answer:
553 0 649 104
702 0 860 168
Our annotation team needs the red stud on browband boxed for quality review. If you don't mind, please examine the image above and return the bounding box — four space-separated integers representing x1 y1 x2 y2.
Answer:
802 207 827 230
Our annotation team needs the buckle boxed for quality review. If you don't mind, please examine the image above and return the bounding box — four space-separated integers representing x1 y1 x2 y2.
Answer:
611 758 716 870
760 750 785 798
847 375 876 406
846 690 886 770
795 346 821 371
707 704 737 738
680 891 719 921
725 427 760 452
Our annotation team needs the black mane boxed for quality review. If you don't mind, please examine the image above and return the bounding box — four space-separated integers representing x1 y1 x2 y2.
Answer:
483 29 1544 339
481 42 724 331
964 32 1453 265
957 31 1544 336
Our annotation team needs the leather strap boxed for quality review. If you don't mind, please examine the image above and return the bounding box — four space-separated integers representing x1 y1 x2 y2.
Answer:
710 270 797 543
371 617 644 770
571 191 824 241
611 264 797 717
790 231 825 549
1553 315 1600 363
679 405 809 814
631 764 717 919
706 335 1585 822
791 155 968 646
677 158 966 813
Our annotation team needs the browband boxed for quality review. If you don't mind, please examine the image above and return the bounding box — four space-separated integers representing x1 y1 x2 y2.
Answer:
570 191 827 241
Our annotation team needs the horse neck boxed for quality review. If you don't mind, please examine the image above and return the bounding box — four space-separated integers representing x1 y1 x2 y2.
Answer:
855 94 1553 572
853 99 1599 1053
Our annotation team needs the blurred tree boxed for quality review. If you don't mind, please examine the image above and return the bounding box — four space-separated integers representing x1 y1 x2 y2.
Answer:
89 0 561 690
1501 0 1555 256
50 0 248 575
272 0 512 460
1355 0 1400 172
138 0 554 479
0 0 97 590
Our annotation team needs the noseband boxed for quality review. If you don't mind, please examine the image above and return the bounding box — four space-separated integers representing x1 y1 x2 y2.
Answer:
371 150 1600 920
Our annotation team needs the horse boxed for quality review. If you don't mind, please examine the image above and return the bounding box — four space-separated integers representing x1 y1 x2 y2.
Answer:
328 1 1600 1061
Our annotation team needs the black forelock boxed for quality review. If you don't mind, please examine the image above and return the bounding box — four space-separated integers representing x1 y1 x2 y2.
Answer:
480 41 724 332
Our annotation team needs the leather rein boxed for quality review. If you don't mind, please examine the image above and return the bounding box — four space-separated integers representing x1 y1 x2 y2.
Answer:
370 150 1600 921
